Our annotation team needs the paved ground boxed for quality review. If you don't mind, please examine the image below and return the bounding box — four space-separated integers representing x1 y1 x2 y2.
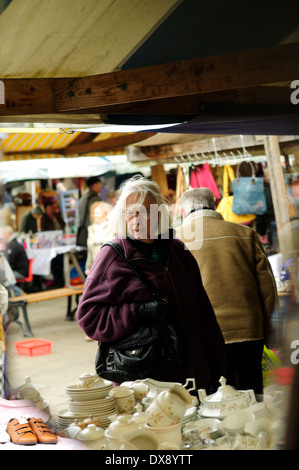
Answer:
5 296 99 420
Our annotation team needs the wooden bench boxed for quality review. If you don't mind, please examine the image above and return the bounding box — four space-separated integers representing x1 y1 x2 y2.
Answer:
6 285 85 338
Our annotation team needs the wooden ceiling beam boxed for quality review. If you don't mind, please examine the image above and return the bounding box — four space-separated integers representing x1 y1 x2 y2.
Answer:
53 42 299 112
0 78 56 115
68 131 96 145
0 43 298 118
131 135 299 160
57 86 294 115
61 132 155 155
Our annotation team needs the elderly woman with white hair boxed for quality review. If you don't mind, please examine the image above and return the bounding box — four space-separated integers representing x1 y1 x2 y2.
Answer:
77 176 225 389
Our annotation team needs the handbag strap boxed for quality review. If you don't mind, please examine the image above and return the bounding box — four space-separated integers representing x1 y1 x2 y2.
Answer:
235 161 256 183
103 241 167 302
223 165 235 197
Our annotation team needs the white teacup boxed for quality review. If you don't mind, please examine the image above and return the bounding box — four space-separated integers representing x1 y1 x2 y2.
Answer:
110 388 135 414
157 385 192 421
132 381 150 401
145 400 178 427
78 373 97 389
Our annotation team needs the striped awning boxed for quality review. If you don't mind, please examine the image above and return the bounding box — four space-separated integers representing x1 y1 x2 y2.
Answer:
0 131 77 160
0 131 126 160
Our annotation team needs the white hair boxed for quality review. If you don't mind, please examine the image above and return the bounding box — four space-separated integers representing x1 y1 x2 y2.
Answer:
90 201 113 223
111 175 171 238
179 188 216 216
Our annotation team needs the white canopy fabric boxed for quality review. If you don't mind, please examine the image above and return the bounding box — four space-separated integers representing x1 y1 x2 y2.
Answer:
0 157 114 183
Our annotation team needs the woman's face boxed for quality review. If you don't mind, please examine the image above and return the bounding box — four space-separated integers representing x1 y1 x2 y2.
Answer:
93 206 107 225
125 193 157 244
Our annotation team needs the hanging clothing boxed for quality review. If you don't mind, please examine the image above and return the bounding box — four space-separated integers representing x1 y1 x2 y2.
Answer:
190 162 221 200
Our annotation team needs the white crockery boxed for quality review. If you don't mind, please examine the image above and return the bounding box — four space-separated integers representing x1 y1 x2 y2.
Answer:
145 422 182 445
67 424 82 439
118 432 161 451
145 399 178 427
78 373 98 389
145 383 193 427
221 410 255 436
142 377 195 402
66 375 113 401
232 433 269 450
131 381 150 401
78 424 105 442
121 380 150 401
198 376 256 419
105 415 160 450
158 442 181 450
244 418 274 437
110 388 135 414
157 384 192 421
183 418 221 436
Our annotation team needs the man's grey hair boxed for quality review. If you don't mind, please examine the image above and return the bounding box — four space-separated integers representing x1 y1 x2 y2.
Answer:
179 188 216 216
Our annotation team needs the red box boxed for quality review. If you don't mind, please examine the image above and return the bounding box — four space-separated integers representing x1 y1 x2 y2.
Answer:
14 339 53 356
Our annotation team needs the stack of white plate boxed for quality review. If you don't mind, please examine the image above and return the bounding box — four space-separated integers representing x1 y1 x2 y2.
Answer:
65 378 113 402
58 379 116 430
58 395 117 430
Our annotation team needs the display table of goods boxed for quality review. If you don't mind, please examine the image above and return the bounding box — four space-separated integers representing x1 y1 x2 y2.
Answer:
51 374 286 450
0 377 87 450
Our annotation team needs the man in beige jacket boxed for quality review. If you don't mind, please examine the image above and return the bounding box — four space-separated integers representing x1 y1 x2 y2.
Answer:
176 187 277 395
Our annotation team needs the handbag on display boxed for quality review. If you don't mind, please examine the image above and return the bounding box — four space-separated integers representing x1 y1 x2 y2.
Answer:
95 241 185 383
190 162 221 199
216 165 256 225
232 162 267 215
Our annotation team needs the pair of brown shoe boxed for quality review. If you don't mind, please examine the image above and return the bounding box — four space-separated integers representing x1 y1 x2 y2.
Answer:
7 417 58 445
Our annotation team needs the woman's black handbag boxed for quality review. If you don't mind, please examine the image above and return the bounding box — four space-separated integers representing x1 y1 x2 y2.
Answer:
95 241 185 383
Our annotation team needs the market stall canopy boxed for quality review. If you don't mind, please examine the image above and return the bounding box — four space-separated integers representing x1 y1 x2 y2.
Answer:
0 0 180 79
0 156 114 183
0 126 158 162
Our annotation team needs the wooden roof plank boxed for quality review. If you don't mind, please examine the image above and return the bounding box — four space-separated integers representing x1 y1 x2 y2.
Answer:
53 42 299 112
0 43 299 118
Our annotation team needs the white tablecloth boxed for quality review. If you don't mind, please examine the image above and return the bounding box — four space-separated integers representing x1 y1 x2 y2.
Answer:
26 245 78 276
0 399 87 450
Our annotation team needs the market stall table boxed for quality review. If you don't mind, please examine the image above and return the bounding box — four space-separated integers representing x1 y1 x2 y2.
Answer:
26 245 86 287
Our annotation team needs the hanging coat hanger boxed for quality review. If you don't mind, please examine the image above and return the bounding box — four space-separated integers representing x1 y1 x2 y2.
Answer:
174 154 188 163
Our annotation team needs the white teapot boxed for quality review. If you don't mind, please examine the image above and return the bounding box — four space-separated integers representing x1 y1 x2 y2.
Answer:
79 424 105 442
198 376 256 419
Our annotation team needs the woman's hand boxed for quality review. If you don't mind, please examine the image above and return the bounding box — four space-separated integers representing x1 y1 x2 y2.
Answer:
135 300 173 324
